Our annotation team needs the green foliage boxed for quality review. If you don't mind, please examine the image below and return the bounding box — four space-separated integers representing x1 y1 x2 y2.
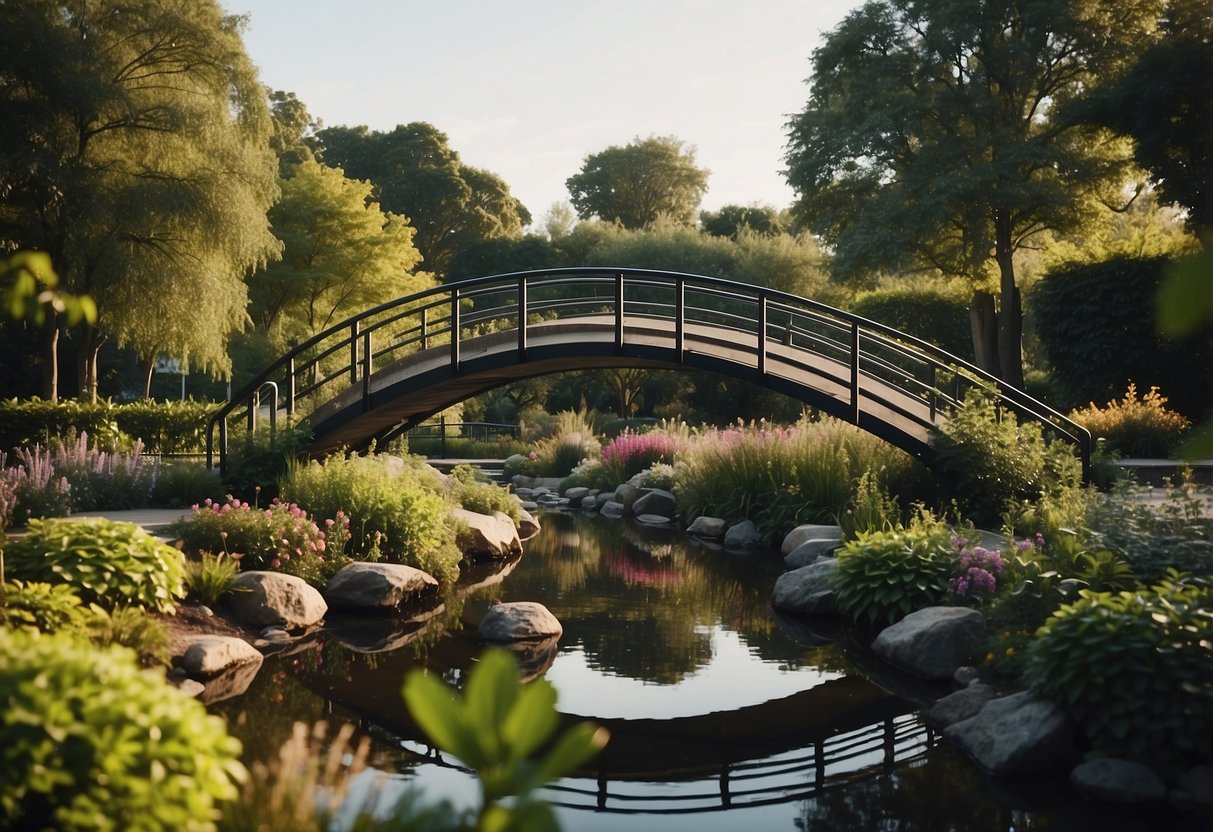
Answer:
5 518 186 613
447 465 521 523
700 204 787 238
153 461 225 509
0 251 96 327
280 454 461 584
0 580 92 634
17 432 159 512
1023 577 1213 770
833 520 954 626
566 135 708 229
1031 256 1213 419
837 469 901 540
0 398 216 454
522 411 601 478
221 424 311 503
850 282 973 362
402 648 608 831
184 554 240 607
932 390 1081 527
1069 384 1190 457
86 605 171 669
0 628 245 832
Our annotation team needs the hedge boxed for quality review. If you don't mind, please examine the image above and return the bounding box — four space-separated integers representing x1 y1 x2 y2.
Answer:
0 398 215 454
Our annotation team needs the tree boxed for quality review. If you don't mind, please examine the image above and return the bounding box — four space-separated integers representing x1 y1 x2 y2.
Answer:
566 136 710 229
315 123 529 275
248 158 428 346
700 204 787 238
0 0 280 401
268 89 320 175
1079 0 1212 235
784 0 1156 386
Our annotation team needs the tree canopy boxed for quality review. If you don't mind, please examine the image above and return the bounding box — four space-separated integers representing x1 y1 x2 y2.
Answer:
0 0 281 401
700 205 787 239
784 0 1156 385
314 123 529 276
566 136 710 229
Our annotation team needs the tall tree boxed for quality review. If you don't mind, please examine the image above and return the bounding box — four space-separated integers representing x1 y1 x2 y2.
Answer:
700 204 788 239
784 0 1156 386
248 158 428 345
0 0 280 401
314 123 529 275
566 136 710 229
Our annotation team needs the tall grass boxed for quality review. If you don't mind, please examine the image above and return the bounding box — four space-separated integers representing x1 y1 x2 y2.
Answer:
676 418 922 544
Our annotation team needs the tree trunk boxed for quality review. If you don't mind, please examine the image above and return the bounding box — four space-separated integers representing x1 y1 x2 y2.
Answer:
39 313 60 402
139 355 156 400
77 324 106 404
994 215 1025 389
969 290 999 375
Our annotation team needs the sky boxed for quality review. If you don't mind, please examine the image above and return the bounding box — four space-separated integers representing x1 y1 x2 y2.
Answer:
227 0 861 228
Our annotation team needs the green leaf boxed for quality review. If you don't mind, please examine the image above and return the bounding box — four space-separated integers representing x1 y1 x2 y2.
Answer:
500 679 559 762
402 672 485 768
537 723 609 782
466 649 522 741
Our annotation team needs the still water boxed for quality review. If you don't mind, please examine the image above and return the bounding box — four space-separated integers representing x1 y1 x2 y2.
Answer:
216 511 1198 831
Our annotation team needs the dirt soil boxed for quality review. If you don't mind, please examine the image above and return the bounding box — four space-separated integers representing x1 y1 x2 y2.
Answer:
159 603 260 658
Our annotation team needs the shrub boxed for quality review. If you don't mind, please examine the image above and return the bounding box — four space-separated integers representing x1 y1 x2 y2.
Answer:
0 628 245 831
185 554 240 607
170 497 337 588
26 431 159 512
5 518 186 613
1069 384 1190 458
0 580 92 634
0 397 215 454
837 468 901 540
599 429 683 484
1023 577 1213 770
446 464 521 523
850 281 973 361
832 517 955 626
932 390 1081 527
153 461 225 509
628 462 677 492
280 454 461 584
221 424 311 503
87 606 171 668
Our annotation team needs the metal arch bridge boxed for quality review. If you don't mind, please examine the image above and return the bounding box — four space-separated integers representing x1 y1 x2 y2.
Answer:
206 267 1090 478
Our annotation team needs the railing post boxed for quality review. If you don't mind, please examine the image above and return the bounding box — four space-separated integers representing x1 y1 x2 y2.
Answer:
450 290 461 372
928 364 937 421
814 739 825 789
440 415 447 457
850 321 861 424
219 418 228 478
883 717 896 770
421 306 429 350
675 277 684 362
517 277 528 360
614 272 624 353
266 383 277 444
247 389 258 432
757 293 768 376
350 320 360 384
362 331 373 411
286 358 296 416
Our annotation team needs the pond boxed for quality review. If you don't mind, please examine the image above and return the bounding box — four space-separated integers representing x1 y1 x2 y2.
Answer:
215 511 1194 831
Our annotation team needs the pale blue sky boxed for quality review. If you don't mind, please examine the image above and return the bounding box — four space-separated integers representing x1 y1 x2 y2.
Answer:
228 0 860 226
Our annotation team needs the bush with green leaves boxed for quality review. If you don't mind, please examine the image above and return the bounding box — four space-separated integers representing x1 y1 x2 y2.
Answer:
1022 577 1213 770
280 453 461 584
0 580 92 634
0 628 245 832
185 553 241 606
932 389 1082 527
447 464 521 523
153 460 225 509
221 424 311 503
832 516 954 626
86 605 171 668
850 280 973 361
0 397 214 454
837 468 901 540
5 518 186 613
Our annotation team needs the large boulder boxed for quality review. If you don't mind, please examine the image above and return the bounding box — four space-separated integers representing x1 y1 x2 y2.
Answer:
784 537 842 569
927 683 997 729
479 601 563 641
613 484 646 513
872 606 987 680
1070 759 1167 803
180 635 263 678
633 489 677 518
230 571 327 630
686 516 727 538
325 562 438 611
563 486 590 501
723 520 762 550
600 500 626 520
453 508 523 559
772 560 840 616
782 524 844 555
944 691 1072 776
517 508 541 540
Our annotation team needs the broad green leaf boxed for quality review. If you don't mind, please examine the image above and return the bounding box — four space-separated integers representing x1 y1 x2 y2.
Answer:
537 723 609 782
402 672 486 768
500 679 559 761
465 649 522 742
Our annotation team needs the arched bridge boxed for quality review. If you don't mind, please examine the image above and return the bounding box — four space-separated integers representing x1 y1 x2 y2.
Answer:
207 268 1090 478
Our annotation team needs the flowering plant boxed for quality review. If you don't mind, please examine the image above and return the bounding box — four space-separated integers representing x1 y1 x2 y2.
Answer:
948 536 1006 599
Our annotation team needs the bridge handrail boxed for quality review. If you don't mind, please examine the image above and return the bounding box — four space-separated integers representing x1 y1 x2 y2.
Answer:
206 267 1091 477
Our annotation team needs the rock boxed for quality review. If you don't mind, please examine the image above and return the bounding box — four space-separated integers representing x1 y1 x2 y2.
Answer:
723 520 762 550
1071 759 1167 803
782 524 844 555
633 489 677 518
1178 766 1213 806
872 606 988 680
479 601 563 641
517 509 541 540
635 513 673 526
513 486 534 498
686 516 727 538
564 486 590 501
502 635 560 682
230 572 327 630
325 562 439 610
180 635 263 677
170 677 206 698
943 691 1072 776
953 666 982 687
771 560 840 616
927 683 997 729
594 492 614 509
198 658 264 704
520 500 539 512
614 483 646 513
784 538 842 569
452 507 523 559
580 495 598 511
600 500 626 519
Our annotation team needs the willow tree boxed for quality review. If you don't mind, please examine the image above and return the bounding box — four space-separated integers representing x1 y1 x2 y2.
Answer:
0 0 280 401
784 0 1157 386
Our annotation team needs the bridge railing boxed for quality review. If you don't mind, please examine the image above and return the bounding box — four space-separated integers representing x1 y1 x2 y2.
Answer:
207 268 1090 479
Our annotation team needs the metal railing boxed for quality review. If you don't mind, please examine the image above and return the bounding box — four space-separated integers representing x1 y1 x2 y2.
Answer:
206 268 1091 478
